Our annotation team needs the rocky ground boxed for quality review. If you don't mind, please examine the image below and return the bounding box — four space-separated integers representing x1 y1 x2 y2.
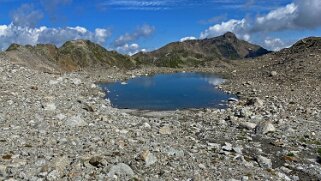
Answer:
1 52 321 181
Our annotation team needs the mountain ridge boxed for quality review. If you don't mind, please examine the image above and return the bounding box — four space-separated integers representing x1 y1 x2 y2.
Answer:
132 32 271 68
4 40 135 72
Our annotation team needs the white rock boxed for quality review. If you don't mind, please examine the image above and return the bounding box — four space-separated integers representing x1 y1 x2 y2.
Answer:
71 78 82 85
277 172 291 181
143 122 151 129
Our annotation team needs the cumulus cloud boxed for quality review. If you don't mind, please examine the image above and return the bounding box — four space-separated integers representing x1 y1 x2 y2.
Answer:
0 23 111 51
252 3 298 33
180 36 196 42
113 24 155 47
200 0 321 50
200 19 250 41
10 4 43 28
116 43 146 55
263 38 287 51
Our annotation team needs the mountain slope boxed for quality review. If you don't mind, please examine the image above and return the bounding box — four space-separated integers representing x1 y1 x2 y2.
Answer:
133 32 270 68
265 36 321 80
4 40 135 72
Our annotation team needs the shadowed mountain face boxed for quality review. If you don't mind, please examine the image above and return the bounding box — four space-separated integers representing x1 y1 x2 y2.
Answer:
133 32 271 68
5 40 135 72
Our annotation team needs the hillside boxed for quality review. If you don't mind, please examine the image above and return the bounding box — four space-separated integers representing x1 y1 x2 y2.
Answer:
4 40 135 72
133 32 270 68
259 36 321 81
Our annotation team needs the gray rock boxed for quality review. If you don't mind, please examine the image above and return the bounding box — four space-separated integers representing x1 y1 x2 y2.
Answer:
228 98 239 102
233 146 243 154
42 103 56 111
257 155 272 169
0 113 4 123
0 165 6 177
89 156 104 168
107 163 135 179
235 108 252 118
247 97 264 107
55 113 66 121
222 142 233 151
270 71 278 77
207 143 221 151
159 126 171 135
65 116 87 127
241 176 249 181
255 121 276 134
166 147 185 157
140 150 157 167
47 170 60 181
239 122 257 130
51 156 70 174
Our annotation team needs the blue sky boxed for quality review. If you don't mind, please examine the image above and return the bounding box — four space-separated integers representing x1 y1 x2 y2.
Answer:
0 0 320 54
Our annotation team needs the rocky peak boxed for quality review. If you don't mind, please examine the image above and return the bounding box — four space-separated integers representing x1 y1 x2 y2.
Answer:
222 32 237 40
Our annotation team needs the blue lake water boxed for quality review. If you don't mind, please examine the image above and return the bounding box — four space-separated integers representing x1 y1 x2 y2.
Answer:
99 72 236 110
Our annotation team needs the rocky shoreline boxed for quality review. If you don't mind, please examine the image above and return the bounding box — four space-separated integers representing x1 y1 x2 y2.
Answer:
1 55 321 180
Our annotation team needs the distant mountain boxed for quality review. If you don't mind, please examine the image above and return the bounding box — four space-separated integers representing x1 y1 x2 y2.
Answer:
133 32 270 68
5 40 135 72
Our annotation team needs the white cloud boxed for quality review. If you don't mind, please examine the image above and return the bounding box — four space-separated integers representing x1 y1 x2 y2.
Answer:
200 19 250 41
0 23 111 51
180 36 196 42
116 43 146 55
253 3 298 32
95 28 111 44
293 0 321 28
264 38 286 51
113 24 155 47
200 0 321 50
